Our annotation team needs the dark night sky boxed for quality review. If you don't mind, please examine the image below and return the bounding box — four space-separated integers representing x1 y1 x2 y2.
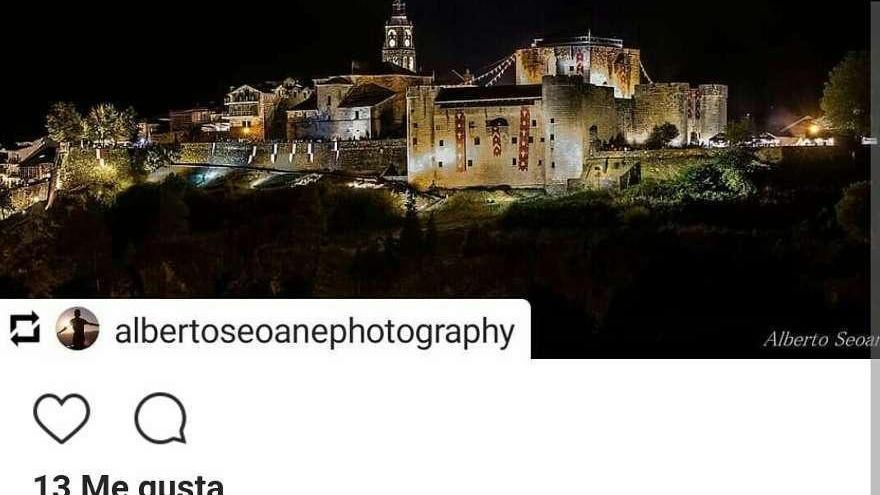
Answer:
0 0 868 146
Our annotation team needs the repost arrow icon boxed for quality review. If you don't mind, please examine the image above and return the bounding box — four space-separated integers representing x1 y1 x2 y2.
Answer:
10 311 40 346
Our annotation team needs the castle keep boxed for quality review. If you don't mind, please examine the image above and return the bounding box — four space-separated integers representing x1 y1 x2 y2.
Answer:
407 33 728 190
515 35 641 98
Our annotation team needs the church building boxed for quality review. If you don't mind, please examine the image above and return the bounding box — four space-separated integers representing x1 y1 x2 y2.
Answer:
383 0 417 72
286 1 431 141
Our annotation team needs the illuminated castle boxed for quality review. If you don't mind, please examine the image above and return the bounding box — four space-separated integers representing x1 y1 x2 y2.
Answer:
407 32 728 190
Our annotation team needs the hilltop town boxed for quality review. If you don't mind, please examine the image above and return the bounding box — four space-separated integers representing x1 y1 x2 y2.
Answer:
0 1 868 358
1 0 740 209
3 0 859 216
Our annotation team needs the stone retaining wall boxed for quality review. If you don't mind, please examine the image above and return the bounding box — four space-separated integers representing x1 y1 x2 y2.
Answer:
177 139 407 176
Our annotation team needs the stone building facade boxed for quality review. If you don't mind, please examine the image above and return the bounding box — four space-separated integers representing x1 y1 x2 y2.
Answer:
286 2 431 141
407 76 621 190
287 71 433 141
224 78 312 141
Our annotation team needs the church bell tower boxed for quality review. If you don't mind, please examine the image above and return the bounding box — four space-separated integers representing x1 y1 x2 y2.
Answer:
382 0 416 72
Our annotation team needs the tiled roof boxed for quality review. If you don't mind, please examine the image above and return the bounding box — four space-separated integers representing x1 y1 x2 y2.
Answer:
320 77 355 85
435 85 543 104
290 94 318 111
338 84 397 109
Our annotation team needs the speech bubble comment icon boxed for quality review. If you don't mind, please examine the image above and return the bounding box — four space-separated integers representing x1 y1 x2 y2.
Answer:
135 393 187 445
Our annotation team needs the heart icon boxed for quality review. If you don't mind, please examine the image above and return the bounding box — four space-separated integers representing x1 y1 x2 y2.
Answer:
33 394 91 444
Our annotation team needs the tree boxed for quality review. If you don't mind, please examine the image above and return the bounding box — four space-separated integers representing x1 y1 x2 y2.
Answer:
399 190 422 255
821 51 869 137
645 123 679 149
726 115 756 146
84 103 138 144
424 214 438 255
84 104 119 144
45 102 84 144
0 182 14 219
113 106 139 144
836 181 868 243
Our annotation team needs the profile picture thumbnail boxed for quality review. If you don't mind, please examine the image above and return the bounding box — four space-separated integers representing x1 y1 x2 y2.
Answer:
56 307 100 351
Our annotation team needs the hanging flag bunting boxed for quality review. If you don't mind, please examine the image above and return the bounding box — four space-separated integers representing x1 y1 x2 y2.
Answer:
518 107 530 171
455 110 467 172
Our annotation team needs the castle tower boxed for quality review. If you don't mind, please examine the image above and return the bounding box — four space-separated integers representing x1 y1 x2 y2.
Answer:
382 0 416 72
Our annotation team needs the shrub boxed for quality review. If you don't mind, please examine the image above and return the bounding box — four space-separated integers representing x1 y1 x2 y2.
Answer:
836 181 868 243
502 190 618 229
645 123 680 149
323 185 402 235
61 148 137 204
622 205 652 226
672 149 758 201
132 144 181 174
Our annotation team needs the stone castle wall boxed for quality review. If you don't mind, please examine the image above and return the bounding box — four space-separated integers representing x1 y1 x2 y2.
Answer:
407 76 622 190
688 84 728 145
543 77 584 184
631 83 690 146
177 139 406 176
628 83 728 146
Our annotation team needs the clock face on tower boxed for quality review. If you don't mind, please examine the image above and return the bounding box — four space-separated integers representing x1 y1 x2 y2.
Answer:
382 10 415 72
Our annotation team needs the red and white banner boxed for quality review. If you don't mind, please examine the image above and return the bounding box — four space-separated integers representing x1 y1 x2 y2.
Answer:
455 110 467 172
518 107 530 171
491 125 503 157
